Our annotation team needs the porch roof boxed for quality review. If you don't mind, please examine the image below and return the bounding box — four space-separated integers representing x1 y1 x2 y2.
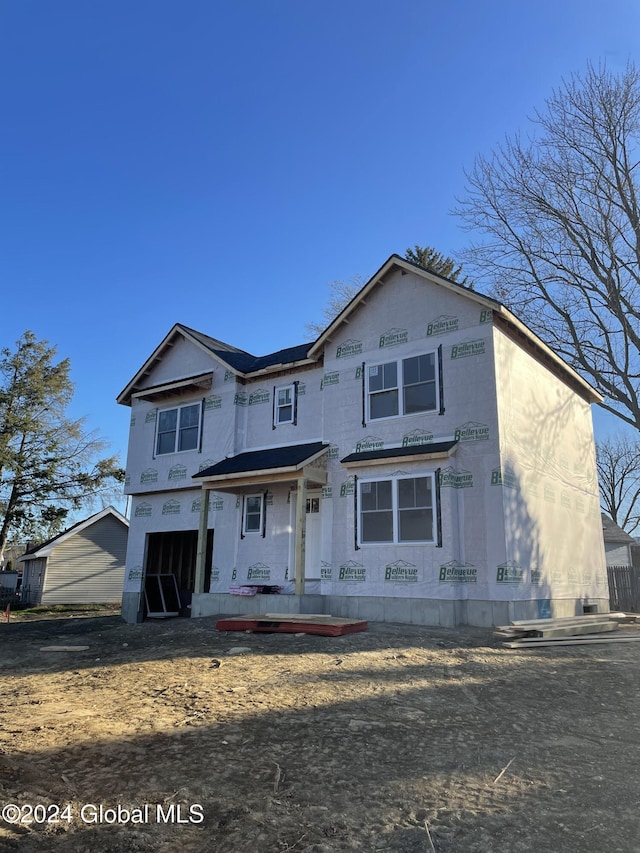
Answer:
193 441 329 489
341 440 457 467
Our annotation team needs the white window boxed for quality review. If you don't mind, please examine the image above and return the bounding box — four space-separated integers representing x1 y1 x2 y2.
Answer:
274 384 295 426
243 494 264 534
367 352 438 420
359 474 435 545
156 403 201 455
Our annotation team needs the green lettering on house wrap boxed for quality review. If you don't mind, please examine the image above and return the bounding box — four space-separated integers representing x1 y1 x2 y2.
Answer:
439 467 473 489
402 429 433 448
356 436 384 453
249 388 270 405
496 562 524 584
439 561 477 583
454 422 489 442
426 315 459 337
247 563 271 581
379 328 408 348
451 339 485 359
336 339 363 359
385 560 418 583
338 562 366 582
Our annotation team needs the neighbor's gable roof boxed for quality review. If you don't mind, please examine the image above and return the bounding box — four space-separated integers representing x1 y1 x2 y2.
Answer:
308 254 602 405
19 507 129 560
601 513 635 545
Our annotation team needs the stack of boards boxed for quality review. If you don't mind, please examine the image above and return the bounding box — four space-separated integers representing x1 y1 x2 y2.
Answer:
495 612 640 649
215 613 368 637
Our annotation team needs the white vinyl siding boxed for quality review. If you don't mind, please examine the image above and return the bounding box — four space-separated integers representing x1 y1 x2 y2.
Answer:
39 515 128 605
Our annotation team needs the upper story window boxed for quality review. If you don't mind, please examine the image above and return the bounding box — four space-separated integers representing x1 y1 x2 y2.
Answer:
273 383 297 427
156 402 201 455
359 474 435 545
367 352 438 421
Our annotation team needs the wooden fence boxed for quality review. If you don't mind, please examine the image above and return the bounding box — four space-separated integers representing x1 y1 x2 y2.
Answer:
607 565 640 613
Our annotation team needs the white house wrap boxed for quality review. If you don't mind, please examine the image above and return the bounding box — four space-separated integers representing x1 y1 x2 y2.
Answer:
117 254 607 626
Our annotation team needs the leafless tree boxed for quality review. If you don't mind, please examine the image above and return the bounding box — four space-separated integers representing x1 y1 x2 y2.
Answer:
597 435 640 534
456 62 640 431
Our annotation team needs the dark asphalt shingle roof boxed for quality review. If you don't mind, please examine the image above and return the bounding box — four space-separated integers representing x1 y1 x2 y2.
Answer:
194 441 329 479
181 325 313 374
341 440 457 464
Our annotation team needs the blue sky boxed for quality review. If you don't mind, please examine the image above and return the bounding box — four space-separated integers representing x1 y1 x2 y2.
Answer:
1 0 638 499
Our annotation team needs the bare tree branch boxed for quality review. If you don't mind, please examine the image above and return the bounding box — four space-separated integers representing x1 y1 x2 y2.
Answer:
456 62 640 432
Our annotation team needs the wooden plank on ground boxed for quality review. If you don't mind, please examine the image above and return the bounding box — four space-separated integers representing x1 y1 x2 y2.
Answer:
535 621 618 638
216 615 368 636
506 629 630 644
508 612 628 628
505 635 640 649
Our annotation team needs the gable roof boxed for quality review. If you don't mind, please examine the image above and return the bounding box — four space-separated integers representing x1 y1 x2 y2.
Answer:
309 254 601 405
20 507 129 560
117 324 315 406
602 513 635 544
193 441 329 481
117 253 602 408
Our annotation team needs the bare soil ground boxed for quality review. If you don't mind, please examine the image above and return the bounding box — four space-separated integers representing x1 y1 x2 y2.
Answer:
1 608 640 853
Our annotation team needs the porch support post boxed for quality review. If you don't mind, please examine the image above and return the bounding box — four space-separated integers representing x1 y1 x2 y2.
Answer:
294 476 307 596
194 487 210 594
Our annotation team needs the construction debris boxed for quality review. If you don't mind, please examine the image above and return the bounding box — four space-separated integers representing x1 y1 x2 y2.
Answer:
495 612 640 649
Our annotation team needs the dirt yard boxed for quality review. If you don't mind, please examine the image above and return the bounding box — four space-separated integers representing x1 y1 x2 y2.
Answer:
1 608 639 853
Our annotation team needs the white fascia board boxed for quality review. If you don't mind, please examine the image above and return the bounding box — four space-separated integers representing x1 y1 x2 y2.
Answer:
307 255 499 358
116 324 240 406
131 372 213 401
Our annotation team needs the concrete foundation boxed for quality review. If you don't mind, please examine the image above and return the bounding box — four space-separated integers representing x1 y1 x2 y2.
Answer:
121 590 610 628
187 593 610 628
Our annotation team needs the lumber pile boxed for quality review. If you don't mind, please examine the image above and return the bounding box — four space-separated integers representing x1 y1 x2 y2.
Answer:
495 612 640 649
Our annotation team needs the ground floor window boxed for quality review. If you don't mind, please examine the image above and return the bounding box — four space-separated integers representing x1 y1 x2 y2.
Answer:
243 494 264 534
358 473 435 544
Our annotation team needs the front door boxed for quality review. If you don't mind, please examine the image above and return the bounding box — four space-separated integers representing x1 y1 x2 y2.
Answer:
304 492 322 579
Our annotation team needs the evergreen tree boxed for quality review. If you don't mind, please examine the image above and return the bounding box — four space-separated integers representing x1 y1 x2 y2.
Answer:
0 331 124 559
404 245 469 286
306 245 468 337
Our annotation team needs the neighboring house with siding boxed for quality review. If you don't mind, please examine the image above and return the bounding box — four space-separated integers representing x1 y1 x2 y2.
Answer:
602 513 635 567
20 507 128 606
117 253 608 628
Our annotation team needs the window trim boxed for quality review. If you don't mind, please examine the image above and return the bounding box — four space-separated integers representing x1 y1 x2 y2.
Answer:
365 350 440 422
273 383 296 427
357 472 437 546
243 493 265 535
155 401 203 456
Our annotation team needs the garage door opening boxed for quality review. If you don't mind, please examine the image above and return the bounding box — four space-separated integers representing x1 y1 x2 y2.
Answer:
144 530 213 617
